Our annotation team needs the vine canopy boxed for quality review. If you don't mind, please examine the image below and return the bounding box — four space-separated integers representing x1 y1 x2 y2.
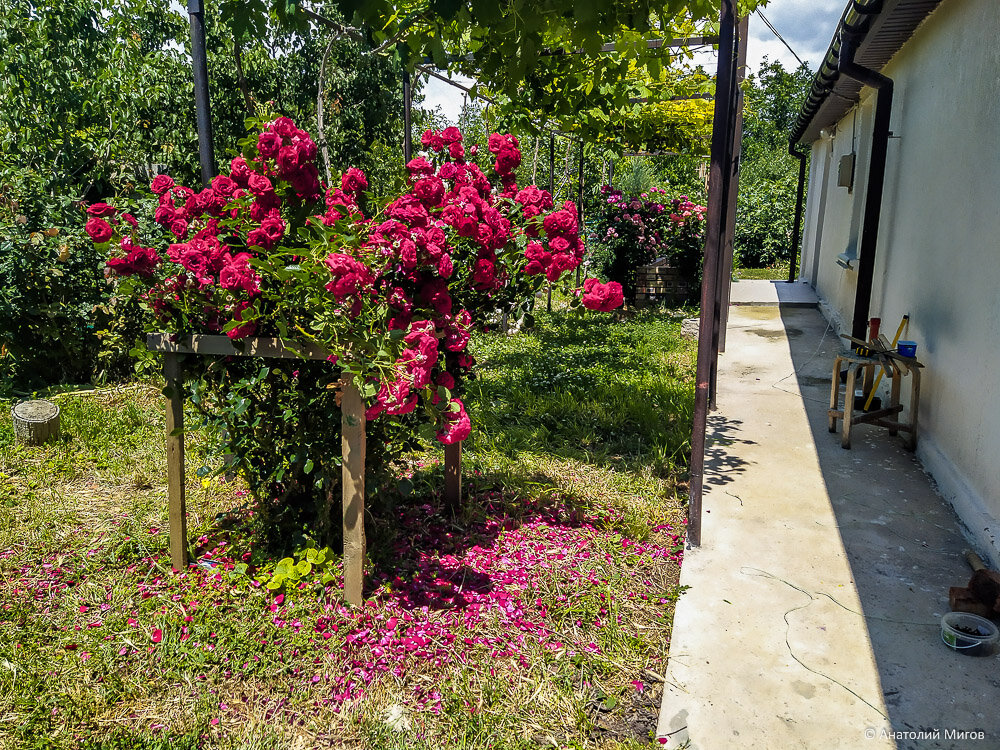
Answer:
222 0 768 153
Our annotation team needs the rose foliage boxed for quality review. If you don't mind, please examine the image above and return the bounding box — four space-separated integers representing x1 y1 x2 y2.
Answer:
92 117 620 543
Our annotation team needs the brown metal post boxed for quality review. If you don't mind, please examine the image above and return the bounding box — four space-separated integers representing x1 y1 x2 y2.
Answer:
577 140 585 287
548 135 555 311
164 353 188 570
689 0 737 548
788 147 807 283
717 15 749 357
444 442 462 507
341 378 366 605
403 69 413 163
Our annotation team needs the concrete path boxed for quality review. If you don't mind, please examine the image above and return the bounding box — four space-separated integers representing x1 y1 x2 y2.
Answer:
729 279 818 307
657 305 999 749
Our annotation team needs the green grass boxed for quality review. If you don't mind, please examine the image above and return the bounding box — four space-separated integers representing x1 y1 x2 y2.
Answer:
733 260 790 280
0 310 695 749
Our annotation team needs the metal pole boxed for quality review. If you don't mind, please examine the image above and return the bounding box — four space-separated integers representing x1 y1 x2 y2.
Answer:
548 135 555 194
716 15 748 358
839 31 894 342
788 148 808 283
403 69 413 163
577 140 585 287
548 135 555 311
708 23 738 406
688 0 737 548
187 0 215 186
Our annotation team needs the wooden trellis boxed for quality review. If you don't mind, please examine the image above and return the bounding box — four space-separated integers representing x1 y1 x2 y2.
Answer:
147 333 462 605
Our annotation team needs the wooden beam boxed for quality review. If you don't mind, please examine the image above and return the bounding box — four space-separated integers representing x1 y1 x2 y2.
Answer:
147 333 329 360
444 442 462 508
341 378 366 606
164 353 188 571
716 15 750 357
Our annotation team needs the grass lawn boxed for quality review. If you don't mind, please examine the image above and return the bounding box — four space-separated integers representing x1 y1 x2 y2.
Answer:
733 261 790 281
0 309 695 750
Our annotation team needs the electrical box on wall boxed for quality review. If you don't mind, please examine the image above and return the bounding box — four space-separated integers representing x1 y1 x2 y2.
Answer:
838 153 855 190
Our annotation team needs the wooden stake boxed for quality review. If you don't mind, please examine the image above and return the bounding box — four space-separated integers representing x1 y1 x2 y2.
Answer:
444 441 462 508
341 377 366 605
164 353 188 571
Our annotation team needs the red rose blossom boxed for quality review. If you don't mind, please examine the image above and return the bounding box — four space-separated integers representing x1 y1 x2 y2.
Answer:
85 217 113 243
581 278 624 312
150 175 175 195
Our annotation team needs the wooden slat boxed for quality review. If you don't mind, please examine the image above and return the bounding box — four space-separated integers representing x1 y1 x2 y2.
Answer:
164 353 188 571
340 378 366 606
147 333 329 361
444 441 462 508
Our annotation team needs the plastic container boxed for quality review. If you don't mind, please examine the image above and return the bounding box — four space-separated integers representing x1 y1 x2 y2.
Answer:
897 340 918 358
941 612 999 656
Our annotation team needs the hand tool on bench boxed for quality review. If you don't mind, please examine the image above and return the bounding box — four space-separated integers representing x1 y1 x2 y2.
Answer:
864 315 909 411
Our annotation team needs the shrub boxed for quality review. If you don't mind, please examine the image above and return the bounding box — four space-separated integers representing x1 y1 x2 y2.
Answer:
0 170 108 392
588 185 706 301
94 118 621 544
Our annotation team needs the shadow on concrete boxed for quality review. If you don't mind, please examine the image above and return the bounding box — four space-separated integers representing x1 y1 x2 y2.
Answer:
704 414 753 489
778 305 998 748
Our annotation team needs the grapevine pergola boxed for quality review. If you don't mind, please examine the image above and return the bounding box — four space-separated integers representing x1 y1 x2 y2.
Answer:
169 0 747 589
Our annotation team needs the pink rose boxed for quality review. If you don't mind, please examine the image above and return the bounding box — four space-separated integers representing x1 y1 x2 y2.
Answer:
436 398 471 445
211 174 237 197
341 167 368 195
257 131 282 158
581 278 624 312
247 173 273 197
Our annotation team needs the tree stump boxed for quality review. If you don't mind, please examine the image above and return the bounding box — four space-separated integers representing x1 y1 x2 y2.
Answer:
11 400 60 445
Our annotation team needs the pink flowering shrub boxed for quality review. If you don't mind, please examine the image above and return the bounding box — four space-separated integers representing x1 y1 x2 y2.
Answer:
92 116 620 541
590 185 707 302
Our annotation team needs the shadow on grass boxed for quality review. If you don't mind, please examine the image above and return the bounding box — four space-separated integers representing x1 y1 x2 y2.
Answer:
467 309 696 479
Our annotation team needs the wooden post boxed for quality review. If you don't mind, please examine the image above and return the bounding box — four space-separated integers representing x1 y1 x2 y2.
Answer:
341 378 366 605
444 441 462 508
164 353 188 570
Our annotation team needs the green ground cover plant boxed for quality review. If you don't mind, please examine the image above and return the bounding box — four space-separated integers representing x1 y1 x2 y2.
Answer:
0 308 693 749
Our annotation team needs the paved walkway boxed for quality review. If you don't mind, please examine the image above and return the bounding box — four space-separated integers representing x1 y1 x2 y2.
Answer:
729 279 818 307
657 305 999 749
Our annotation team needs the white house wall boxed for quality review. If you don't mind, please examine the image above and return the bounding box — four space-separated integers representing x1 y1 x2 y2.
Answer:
800 0 1000 565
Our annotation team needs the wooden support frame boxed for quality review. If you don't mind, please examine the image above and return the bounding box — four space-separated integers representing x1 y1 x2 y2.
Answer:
444 442 462 508
164 352 188 570
147 332 467 605
828 350 922 451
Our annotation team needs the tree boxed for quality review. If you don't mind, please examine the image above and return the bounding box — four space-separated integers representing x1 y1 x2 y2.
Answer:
0 0 414 390
734 57 814 268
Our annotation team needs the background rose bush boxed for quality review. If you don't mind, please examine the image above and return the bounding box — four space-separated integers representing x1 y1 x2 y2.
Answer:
95 117 620 544
588 185 706 303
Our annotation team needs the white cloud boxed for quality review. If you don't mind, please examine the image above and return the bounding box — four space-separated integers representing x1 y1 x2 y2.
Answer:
747 0 845 73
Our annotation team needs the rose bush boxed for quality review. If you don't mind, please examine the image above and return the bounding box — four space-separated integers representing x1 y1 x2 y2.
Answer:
589 185 706 302
92 117 619 543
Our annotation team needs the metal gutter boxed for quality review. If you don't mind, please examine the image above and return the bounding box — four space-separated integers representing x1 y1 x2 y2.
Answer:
790 0 943 146
837 30 895 341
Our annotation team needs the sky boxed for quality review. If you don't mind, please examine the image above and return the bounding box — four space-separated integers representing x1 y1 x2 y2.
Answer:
421 0 848 122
